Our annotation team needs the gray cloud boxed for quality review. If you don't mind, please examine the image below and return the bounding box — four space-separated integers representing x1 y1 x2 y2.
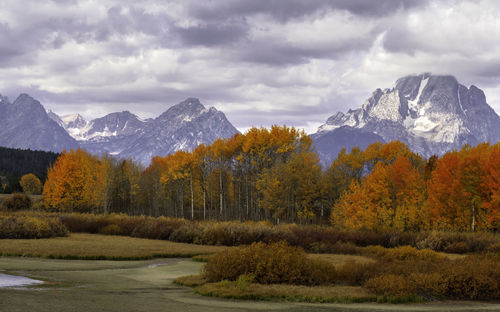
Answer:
1 0 500 133
189 0 427 22
172 20 248 46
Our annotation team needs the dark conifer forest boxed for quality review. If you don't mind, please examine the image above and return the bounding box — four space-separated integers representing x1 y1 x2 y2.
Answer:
0 147 59 192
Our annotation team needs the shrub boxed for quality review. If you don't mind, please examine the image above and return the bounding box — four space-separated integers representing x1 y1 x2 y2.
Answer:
441 256 500 300
415 231 498 253
335 260 376 286
364 273 445 297
308 241 360 254
204 241 336 286
486 242 500 254
130 217 186 240
443 241 469 254
99 224 122 235
1 193 32 211
0 215 68 238
381 246 444 262
347 250 500 300
29 212 500 255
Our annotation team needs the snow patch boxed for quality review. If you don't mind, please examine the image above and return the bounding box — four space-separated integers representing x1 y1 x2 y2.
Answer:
317 124 341 132
413 116 438 132
408 77 429 111
458 87 467 116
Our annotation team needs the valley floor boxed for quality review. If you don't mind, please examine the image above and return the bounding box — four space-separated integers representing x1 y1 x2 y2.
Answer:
1 256 500 312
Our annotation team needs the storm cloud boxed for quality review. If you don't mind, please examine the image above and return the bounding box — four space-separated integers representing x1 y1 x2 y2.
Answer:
1 0 500 133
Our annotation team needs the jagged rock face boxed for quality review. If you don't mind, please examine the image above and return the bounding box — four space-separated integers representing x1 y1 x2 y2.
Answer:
0 94 78 152
47 110 66 129
116 98 239 165
62 114 88 130
314 73 500 163
48 97 239 165
60 111 148 141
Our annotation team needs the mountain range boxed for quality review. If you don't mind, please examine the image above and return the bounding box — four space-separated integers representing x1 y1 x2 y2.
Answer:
0 95 238 165
1 73 499 166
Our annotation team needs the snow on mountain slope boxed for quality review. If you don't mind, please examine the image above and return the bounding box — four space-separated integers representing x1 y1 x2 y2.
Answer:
45 98 239 165
114 98 239 165
313 73 500 163
11 95 238 164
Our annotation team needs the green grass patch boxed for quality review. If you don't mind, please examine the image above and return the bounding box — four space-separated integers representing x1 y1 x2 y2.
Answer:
191 254 212 262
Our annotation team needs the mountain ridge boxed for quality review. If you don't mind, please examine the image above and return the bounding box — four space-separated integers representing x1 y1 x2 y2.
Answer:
312 73 500 164
0 94 238 165
2 73 499 166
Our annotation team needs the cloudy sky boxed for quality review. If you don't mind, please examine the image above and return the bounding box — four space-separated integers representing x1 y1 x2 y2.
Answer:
1 0 500 133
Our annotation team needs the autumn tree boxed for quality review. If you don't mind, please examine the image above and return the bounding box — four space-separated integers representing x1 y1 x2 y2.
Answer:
43 149 104 212
19 173 42 194
427 143 499 231
333 155 427 231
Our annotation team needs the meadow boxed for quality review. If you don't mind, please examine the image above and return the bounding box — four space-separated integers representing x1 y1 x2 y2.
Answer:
2 208 500 306
0 233 226 260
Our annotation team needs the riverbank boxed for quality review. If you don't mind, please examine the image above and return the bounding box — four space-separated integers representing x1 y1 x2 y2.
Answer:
1 257 500 312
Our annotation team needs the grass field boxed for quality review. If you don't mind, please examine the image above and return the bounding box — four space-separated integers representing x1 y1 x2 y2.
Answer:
0 233 227 260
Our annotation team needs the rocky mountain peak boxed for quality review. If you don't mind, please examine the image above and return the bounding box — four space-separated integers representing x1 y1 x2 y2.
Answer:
0 94 78 152
158 97 206 121
13 93 41 108
313 73 500 162
62 113 88 129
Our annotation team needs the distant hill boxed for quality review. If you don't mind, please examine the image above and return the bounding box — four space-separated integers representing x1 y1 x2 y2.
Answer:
0 146 59 193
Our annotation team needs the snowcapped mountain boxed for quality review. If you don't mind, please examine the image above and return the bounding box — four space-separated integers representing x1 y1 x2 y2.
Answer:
313 73 500 164
45 97 239 165
111 98 239 165
0 94 78 152
49 111 149 142
62 114 88 130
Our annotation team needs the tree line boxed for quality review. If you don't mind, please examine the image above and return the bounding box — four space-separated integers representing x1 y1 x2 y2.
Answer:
0 147 58 193
41 126 500 231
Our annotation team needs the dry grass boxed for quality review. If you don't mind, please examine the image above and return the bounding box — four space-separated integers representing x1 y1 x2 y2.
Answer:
0 233 228 260
437 252 466 260
195 280 377 303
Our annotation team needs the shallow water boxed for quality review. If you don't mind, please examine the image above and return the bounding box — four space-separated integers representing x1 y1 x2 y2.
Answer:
0 273 43 288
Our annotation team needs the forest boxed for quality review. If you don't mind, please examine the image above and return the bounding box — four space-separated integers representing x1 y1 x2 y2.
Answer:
39 125 500 232
0 146 58 193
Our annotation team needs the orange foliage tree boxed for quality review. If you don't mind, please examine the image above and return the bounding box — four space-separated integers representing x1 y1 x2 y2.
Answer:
427 143 500 231
333 153 427 231
43 149 106 212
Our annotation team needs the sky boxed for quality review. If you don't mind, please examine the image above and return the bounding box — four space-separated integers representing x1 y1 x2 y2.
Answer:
1 0 500 133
